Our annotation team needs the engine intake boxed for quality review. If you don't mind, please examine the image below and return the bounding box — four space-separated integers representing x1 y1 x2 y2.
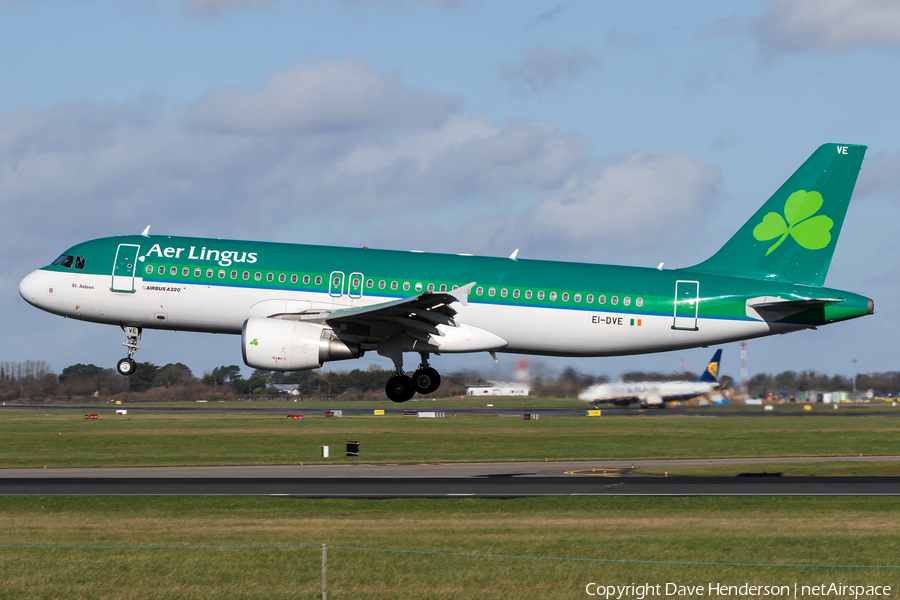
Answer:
242 318 361 371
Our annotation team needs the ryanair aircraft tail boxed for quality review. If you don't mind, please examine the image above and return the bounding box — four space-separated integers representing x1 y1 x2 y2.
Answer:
696 349 722 384
690 143 866 287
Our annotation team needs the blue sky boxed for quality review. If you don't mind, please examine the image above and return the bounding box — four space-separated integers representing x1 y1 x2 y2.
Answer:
3 0 900 383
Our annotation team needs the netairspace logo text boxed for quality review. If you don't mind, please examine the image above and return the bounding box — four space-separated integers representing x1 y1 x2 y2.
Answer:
585 582 892 599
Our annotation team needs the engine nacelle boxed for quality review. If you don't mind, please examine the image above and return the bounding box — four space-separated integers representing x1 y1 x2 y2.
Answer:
242 318 361 372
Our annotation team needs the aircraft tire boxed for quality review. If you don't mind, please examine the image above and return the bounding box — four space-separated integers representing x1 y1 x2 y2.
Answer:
117 358 136 377
412 368 441 394
385 375 416 402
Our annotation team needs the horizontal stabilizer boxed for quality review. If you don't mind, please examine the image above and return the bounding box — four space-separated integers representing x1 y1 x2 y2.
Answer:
748 297 842 310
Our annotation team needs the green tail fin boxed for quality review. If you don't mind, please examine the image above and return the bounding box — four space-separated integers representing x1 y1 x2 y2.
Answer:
690 143 866 286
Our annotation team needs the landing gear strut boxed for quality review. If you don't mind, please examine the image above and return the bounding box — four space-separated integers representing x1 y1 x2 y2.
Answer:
117 325 141 377
379 342 443 402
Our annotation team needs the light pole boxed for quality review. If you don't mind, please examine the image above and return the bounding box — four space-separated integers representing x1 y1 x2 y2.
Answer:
851 358 858 395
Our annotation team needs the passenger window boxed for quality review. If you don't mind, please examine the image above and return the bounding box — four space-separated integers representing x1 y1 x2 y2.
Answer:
391 281 398 290
170 267 177 276
452 285 458 290
291 275 298 284
586 294 594 303
182 267 189 276
146 265 153 275
525 290 532 299
624 297 631 306
158 266 165 275
414 282 422 292
439 284 447 292
207 269 214 278
476 287 483 296
60 255 74 268
611 296 618 305
574 293 581 302
303 275 310 284
194 268 201 277
513 289 520 298
379 280 386 289
267 273 274 282
315 276 322 285
366 279 373 288
218 270 226 279
599 295 606 304
550 292 557 301
255 272 261 281
403 282 410 291
279 274 286 283
488 288 495 297
74 256 85 270
562 292 569 301
231 270 238 279
501 289 508 298
244 272 250 280
427 283 434 293
537 291 544 300
333 276 340 287
636 298 643 307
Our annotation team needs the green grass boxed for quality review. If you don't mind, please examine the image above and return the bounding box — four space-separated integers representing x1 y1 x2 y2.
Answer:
1 496 898 599
3 411 900 468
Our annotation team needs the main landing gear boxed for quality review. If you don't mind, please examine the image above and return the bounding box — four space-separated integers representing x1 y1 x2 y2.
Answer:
116 325 141 377
384 353 443 402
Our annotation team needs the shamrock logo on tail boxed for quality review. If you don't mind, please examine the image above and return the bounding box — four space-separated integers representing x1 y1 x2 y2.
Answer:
752 190 833 255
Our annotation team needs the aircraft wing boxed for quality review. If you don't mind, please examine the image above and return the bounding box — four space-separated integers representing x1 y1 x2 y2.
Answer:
300 282 506 353
326 282 476 324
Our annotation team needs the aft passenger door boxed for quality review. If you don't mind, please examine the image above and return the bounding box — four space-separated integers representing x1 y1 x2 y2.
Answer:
111 244 140 293
672 280 699 331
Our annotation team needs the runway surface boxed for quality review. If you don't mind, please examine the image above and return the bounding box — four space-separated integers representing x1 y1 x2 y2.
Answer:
2 476 899 497
2 458 900 497
3 456 900 479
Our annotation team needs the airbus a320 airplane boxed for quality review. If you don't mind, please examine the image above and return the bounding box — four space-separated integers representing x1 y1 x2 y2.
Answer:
20 144 873 402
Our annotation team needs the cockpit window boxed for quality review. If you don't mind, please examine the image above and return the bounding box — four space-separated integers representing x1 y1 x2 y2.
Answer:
59 255 74 268
51 254 68 266
74 256 85 270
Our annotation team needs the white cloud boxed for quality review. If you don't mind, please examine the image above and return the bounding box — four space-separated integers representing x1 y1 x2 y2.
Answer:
499 44 600 95
0 57 717 278
525 150 720 248
185 58 462 135
755 0 900 51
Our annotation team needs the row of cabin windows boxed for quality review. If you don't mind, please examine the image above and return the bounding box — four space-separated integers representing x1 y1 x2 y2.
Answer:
52 254 86 270
147 264 324 285
144 264 643 308
474 286 643 307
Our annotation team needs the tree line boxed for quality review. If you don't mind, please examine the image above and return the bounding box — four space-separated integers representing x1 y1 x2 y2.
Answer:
0 359 897 402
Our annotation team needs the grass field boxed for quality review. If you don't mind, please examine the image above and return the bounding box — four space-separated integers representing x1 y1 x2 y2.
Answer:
1 496 898 599
2 410 900 468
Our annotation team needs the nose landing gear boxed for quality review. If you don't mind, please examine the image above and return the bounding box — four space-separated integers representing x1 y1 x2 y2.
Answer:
116 325 141 377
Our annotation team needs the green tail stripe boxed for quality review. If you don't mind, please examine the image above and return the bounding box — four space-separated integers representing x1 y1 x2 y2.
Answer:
689 143 866 286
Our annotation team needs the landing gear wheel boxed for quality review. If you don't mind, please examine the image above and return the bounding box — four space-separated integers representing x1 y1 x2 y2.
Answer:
412 367 441 394
385 375 416 403
117 358 137 377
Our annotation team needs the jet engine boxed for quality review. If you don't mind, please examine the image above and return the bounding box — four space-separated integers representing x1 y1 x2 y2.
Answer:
242 318 361 371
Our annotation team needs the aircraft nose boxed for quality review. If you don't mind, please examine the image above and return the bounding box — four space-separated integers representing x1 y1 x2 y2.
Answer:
18 270 39 306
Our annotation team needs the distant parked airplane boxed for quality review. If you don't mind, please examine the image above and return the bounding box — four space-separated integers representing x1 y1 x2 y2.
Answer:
578 349 722 408
19 144 873 402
